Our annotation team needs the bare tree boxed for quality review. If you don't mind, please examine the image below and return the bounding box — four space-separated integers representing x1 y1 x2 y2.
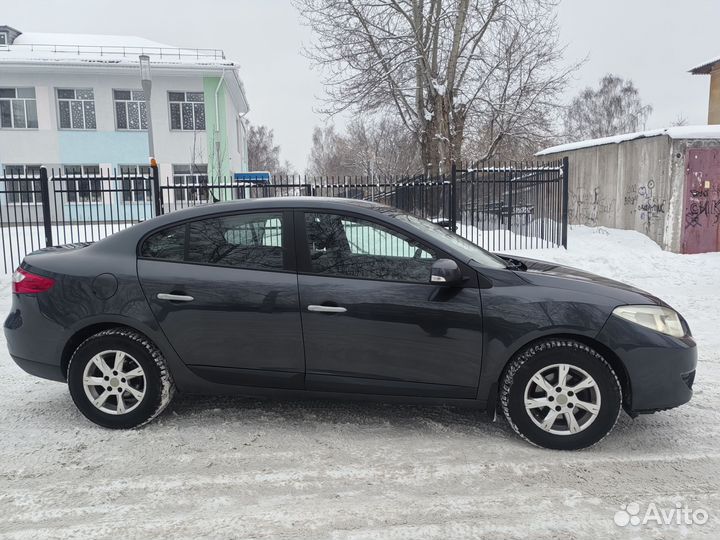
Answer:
307 125 353 176
247 124 290 172
307 117 421 177
564 74 653 141
671 114 688 127
345 116 422 176
295 0 574 174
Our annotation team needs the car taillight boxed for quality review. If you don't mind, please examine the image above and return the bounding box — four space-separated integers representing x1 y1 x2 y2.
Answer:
12 268 55 294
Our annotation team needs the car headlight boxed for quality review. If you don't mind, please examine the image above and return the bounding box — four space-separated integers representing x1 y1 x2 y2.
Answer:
613 305 686 338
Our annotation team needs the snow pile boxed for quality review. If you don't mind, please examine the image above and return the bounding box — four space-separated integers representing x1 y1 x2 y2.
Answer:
536 125 720 156
507 225 720 351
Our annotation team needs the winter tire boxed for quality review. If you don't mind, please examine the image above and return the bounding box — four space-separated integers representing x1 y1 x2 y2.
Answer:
67 328 175 429
500 339 622 450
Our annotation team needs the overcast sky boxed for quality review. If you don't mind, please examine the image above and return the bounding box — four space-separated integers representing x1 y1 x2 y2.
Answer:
4 0 719 170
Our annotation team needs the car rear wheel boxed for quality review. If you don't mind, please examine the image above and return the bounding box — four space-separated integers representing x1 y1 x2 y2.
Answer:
67 328 175 428
500 339 622 450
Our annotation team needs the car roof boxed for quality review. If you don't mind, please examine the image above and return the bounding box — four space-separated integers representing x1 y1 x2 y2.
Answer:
170 196 385 214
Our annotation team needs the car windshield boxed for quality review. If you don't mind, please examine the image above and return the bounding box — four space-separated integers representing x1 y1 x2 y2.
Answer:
390 211 508 269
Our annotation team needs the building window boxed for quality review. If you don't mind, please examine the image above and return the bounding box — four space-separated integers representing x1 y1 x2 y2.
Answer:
169 92 205 131
3 165 42 203
64 165 102 202
119 165 151 202
0 88 38 129
114 90 147 130
57 88 96 130
172 164 209 202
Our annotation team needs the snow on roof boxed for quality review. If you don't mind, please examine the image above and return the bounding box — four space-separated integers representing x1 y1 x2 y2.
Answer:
13 31 175 49
536 125 720 156
1 30 232 68
689 55 720 75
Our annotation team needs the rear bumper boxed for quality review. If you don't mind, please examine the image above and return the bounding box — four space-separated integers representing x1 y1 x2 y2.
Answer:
10 354 65 382
4 294 66 382
597 315 697 414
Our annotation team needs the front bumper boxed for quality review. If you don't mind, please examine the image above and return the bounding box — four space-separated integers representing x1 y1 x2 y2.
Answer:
597 315 697 414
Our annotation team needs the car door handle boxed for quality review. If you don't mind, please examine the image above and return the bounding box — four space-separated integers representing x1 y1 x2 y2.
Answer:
308 305 347 313
157 293 195 302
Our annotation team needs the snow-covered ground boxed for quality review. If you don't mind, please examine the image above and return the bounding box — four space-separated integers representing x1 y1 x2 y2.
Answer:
0 226 719 539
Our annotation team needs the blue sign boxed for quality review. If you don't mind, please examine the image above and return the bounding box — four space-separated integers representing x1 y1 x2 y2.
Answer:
234 171 271 183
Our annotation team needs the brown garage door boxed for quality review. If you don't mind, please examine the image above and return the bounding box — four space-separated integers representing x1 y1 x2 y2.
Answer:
683 149 720 254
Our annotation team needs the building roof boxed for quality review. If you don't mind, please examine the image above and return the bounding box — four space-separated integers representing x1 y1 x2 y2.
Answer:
0 29 232 69
0 28 249 113
690 56 720 75
536 125 720 156
0 25 21 34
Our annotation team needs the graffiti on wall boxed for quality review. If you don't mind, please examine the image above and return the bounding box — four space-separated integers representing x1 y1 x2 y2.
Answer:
570 180 666 231
685 172 720 228
568 187 616 226
632 180 666 233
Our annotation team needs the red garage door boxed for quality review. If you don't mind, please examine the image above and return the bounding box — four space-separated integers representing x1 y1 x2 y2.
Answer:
683 149 720 254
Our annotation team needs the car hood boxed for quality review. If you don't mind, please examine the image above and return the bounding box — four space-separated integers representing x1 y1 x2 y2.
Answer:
499 255 666 306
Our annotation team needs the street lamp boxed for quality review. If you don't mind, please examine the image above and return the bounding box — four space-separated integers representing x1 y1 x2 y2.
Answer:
139 54 161 215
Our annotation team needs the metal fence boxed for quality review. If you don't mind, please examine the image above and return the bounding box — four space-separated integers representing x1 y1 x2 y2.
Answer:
0 159 568 273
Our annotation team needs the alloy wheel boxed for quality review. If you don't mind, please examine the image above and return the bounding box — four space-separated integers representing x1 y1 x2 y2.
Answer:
523 363 601 435
82 350 147 415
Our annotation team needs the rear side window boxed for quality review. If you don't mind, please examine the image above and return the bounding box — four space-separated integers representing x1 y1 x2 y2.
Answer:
186 212 284 270
140 224 185 261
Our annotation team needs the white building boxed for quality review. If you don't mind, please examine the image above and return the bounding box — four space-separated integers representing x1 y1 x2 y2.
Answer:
0 25 250 216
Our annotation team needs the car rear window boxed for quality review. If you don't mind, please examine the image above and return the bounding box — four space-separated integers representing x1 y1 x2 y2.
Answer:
140 224 186 261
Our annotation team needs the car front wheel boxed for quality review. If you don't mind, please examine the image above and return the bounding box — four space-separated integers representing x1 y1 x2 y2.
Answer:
500 339 622 450
67 328 175 429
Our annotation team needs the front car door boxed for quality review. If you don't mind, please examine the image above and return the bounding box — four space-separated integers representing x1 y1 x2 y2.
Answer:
296 210 484 398
137 209 305 389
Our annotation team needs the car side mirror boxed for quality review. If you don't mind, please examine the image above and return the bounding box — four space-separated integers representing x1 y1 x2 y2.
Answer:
430 259 463 286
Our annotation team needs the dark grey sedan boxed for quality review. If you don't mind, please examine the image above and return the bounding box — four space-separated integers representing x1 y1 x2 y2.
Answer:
5 198 696 449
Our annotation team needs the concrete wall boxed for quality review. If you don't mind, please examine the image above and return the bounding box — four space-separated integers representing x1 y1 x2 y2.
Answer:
542 136 720 252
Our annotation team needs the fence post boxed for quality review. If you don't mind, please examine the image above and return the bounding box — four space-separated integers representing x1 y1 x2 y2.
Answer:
561 156 569 249
450 162 457 232
39 167 53 247
507 172 513 232
151 164 163 216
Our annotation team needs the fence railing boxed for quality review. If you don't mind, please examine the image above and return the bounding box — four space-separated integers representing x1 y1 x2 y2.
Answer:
0 159 568 273
4 43 226 60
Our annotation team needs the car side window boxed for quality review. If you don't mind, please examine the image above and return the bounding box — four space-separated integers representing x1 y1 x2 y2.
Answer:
304 212 437 282
140 224 186 261
186 212 284 270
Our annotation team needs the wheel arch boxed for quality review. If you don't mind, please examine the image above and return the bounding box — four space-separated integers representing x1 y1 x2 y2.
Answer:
491 333 632 412
60 322 158 379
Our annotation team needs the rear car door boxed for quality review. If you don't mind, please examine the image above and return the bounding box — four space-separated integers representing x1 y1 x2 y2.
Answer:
137 210 305 389
296 210 484 398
